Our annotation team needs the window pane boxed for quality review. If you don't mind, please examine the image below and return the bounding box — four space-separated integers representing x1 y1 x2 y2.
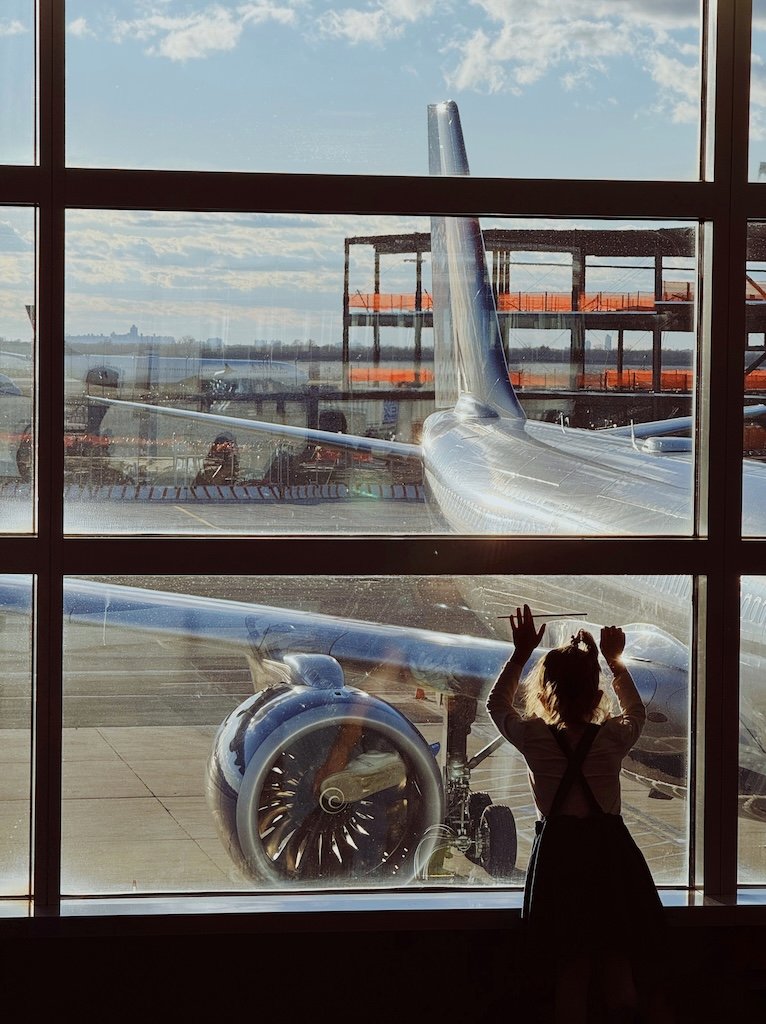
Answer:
0 575 32 901
0 2 34 165
739 577 766 884
753 0 766 181
64 212 698 537
0 207 35 534
61 574 690 896
66 2 700 178
744 223 766 534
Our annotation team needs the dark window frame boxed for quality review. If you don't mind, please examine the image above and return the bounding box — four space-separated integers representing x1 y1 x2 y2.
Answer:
0 0 760 919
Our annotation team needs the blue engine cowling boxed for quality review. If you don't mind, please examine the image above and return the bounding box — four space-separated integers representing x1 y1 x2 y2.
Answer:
206 654 445 887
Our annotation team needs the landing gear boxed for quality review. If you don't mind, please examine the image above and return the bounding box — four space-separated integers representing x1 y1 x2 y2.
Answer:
476 804 517 878
442 694 517 876
464 791 492 863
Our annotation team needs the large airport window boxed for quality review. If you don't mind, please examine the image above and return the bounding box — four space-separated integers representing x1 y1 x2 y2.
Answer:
61 574 690 895
63 212 698 538
65 1 701 179
0 2 761 918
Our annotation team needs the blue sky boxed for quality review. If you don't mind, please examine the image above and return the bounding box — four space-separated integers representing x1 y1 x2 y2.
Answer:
64 0 704 178
0 2 754 349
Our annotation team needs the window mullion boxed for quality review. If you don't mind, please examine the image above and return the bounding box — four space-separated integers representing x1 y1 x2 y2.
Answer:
694 0 752 899
33 0 65 916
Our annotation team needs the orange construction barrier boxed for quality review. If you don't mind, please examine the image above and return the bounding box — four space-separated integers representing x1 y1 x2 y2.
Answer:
349 293 433 312
348 367 434 385
497 291 657 313
507 368 697 391
349 280 766 315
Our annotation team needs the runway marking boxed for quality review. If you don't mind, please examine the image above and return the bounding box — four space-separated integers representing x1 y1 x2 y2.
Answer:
173 505 221 530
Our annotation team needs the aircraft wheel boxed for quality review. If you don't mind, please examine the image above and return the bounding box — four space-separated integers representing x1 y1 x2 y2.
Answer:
226 687 444 886
478 804 517 878
465 792 492 863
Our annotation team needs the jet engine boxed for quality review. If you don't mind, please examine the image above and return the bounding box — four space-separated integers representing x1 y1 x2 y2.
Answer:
206 653 445 886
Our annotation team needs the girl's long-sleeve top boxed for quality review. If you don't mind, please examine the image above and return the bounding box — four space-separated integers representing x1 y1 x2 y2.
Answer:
486 658 646 818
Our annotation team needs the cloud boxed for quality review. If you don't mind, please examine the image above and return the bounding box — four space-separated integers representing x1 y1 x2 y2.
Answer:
751 57 766 143
0 19 27 37
0 221 33 253
64 209 429 340
436 0 701 134
68 17 95 38
318 1 436 46
447 29 510 94
644 50 699 124
113 2 298 61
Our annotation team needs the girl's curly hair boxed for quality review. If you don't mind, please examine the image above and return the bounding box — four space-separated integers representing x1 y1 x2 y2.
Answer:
523 629 614 727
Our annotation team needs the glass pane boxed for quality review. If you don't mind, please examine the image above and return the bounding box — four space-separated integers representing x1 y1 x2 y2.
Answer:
744 223 766 533
739 577 766 884
66 2 700 178
61 574 690 895
0 575 33 900
64 212 698 537
0 207 35 534
0 2 34 165
753 0 766 181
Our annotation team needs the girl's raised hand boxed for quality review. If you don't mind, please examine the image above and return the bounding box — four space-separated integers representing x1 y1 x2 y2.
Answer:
599 625 626 664
510 604 546 664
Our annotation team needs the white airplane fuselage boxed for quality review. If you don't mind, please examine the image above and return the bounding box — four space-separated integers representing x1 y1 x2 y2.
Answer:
422 409 694 536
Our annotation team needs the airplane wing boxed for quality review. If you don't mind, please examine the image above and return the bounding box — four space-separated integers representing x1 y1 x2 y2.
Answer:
16 575 509 698
90 395 423 462
605 403 766 441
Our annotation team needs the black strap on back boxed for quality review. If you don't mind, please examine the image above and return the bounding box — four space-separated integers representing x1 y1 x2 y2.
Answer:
547 723 604 817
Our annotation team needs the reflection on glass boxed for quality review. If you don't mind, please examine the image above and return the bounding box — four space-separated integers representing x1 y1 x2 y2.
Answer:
739 577 766 885
64 212 698 537
0 575 33 898
65 2 699 178
61 574 690 895
744 223 766 534
0 207 35 534
0 2 34 164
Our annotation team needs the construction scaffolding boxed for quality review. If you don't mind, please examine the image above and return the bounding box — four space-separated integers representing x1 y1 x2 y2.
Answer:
343 226 699 398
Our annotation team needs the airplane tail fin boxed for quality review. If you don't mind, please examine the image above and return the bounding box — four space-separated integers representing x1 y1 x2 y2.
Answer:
428 101 525 420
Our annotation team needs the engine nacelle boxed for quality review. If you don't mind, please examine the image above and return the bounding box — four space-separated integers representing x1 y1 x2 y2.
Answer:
206 653 445 887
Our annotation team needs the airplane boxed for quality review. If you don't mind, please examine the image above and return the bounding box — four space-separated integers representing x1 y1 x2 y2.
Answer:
0 347 313 485
63 349 309 398
2 101 765 889
89 104 766 534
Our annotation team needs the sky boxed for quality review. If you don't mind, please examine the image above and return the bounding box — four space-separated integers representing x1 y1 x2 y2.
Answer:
0 2 759 350
63 0 705 178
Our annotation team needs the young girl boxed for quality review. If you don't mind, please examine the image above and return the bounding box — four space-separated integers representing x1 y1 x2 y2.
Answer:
486 604 672 1024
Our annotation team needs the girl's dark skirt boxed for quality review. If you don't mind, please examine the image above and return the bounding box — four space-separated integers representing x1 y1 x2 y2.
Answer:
522 813 666 960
